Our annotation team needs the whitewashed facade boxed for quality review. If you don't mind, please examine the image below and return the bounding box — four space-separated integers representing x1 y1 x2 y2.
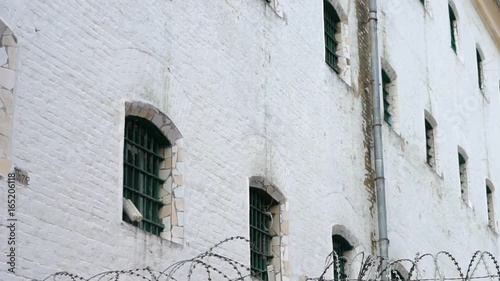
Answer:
0 0 499 280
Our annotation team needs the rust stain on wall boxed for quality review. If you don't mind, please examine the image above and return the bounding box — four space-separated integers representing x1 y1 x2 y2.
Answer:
356 0 377 254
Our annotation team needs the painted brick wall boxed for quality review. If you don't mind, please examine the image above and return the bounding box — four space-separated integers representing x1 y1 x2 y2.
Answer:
0 0 498 280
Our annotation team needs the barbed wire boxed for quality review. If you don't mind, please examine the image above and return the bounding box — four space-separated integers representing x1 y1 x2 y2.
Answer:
33 236 500 281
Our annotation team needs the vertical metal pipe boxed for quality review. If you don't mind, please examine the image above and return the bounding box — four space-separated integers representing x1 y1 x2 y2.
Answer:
368 0 389 278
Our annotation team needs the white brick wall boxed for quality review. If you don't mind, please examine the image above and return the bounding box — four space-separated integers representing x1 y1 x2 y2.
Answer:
0 0 498 280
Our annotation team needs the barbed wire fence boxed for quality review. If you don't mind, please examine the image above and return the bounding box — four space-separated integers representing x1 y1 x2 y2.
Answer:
34 236 500 281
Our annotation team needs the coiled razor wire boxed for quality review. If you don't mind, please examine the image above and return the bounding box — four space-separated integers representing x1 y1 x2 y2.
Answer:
33 236 500 281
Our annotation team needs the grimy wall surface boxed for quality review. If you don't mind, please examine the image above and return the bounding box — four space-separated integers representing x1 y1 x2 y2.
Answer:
0 0 498 280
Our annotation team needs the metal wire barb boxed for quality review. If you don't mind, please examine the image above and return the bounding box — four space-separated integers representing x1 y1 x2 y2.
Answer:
33 237 500 281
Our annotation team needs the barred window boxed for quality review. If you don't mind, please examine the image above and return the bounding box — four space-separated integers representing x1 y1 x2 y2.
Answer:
449 5 457 53
324 0 340 72
458 152 468 202
425 119 435 168
332 235 353 281
391 270 406 281
123 116 170 235
486 183 495 229
250 187 278 281
476 49 484 91
382 70 393 127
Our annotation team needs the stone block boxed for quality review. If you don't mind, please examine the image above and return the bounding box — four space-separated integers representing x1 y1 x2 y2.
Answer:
173 185 184 197
171 226 183 238
177 211 184 226
2 35 16 47
174 198 184 211
177 147 184 162
160 229 171 241
158 168 170 180
0 67 15 90
158 205 171 219
0 157 10 177
173 175 184 185
0 48 7 66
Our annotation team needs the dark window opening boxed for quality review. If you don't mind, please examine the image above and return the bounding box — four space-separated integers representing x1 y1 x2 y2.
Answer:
425 119 435 167
391 270 406 281
487 185 495 228
324 0 340 72
449 5 457 53
123 116 170 235
382 70 393 127
250 187 278 281
458 153 467 201
332 235 353 281
476 49 484 90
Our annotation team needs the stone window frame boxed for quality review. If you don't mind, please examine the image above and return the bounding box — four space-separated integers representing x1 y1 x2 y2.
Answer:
124 101 184 244
485 179 495 230
249 176 289 281
424 111 438 170
330 224 359 281
324 0 352 85
0 22 17 179
448 1 461 57
264 0 285 18
387 262 409 281
380 58 399 133
420 0 433 16
475 45 485 93
457 146 469 205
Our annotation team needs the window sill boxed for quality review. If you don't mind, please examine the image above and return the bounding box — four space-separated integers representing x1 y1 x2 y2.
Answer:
479 88 490 102
460 198 474 210
120 221 184 247
423 162 443 180
262 0 285 19
325 62 352 90
384 123 402 139
450 47 464 64
487 225 498 236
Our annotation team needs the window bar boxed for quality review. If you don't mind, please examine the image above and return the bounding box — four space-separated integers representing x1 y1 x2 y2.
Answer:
449 6 457 53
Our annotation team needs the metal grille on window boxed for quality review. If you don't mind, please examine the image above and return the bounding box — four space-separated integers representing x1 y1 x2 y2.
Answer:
123 116 170 235
476 49 483 90
324 0 340 72
382 70 393 127
449 5 457 53
425 120 435 167
487 186 494 228
459 153 467 201
250 188 278 281
332 235 353 281
391 270 405 281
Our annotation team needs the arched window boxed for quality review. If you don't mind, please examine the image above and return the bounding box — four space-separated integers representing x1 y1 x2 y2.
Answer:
448 3 458 53
123 116 170 235
424 112 437 169
123 101 184 242
389 263 408 281
250 187 278 281
380 60 398 130
391 270 405 281
476 48 484 91
324 0 341 72
486 180 495 229
0 22 17 178
458 149 468 202
382 69 393 127
332 235 353 281
249 176 288 281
